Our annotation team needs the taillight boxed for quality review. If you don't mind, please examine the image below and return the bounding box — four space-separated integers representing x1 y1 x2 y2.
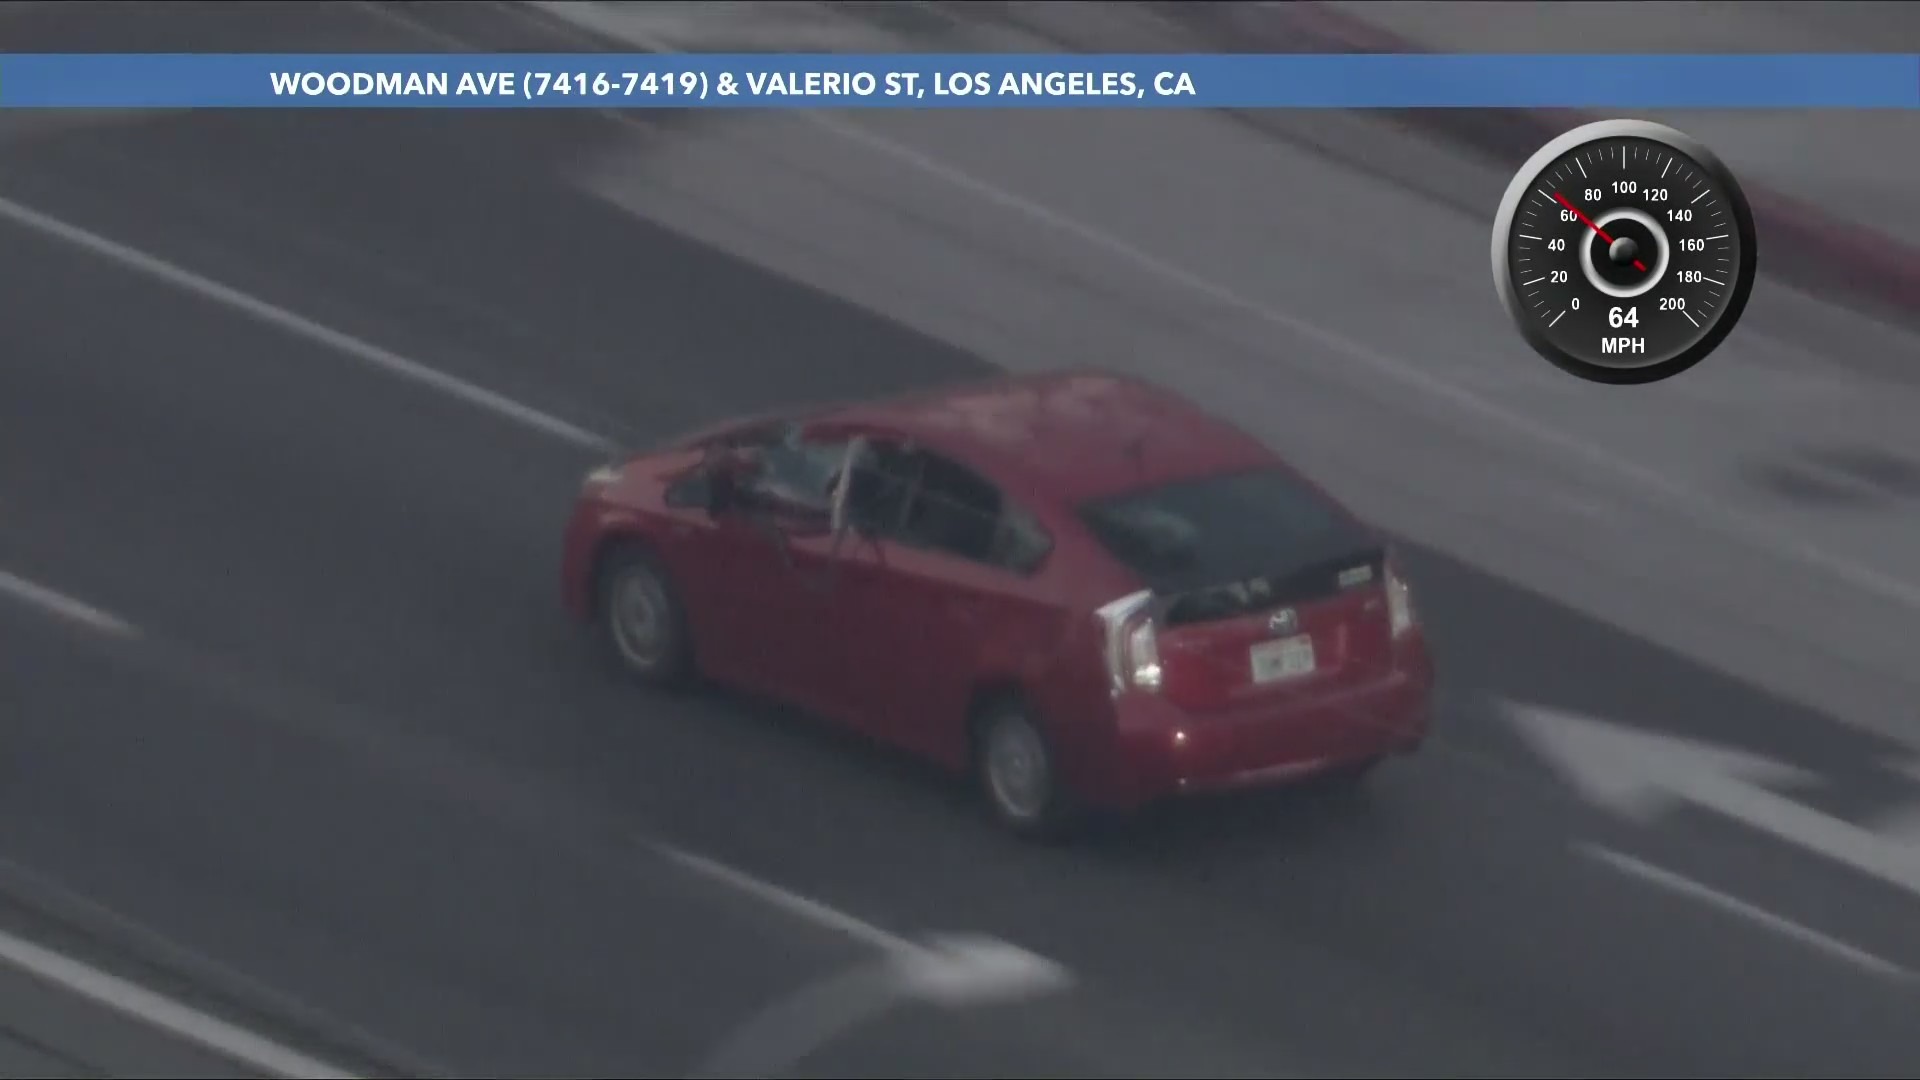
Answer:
1095 590 1162 695
1386 564 1417 638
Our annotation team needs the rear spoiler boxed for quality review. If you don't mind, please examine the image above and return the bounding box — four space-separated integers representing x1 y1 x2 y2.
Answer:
1154 545 1388 626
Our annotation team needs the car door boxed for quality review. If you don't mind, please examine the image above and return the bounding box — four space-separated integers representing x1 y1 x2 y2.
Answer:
725 423 855 714
833 446 1057 765
664 423 841 703
811 437 922 737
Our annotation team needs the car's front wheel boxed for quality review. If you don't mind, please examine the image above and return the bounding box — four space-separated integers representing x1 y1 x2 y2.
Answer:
595 544 695 688
973 700 1078 840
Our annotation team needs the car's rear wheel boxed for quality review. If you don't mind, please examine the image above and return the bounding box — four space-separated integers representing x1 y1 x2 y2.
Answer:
596 545 695 688
973 700 1077 840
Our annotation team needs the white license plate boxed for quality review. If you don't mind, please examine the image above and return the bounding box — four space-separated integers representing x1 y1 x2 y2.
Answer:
1249 634 1316 684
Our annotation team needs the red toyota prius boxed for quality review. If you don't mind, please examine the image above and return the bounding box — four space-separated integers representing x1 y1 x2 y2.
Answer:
561 371 1433 837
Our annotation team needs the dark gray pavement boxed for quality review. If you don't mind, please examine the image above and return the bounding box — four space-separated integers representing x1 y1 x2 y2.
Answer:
2 3 1919 1077
0 968 249 1078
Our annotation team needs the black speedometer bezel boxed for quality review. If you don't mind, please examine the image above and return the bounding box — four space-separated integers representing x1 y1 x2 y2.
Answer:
1491 118 1759 385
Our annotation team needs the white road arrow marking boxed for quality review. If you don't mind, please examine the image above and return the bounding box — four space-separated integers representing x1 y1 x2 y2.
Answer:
694 935 1073 1077
1506 702 1920 900
891 933 1075 1007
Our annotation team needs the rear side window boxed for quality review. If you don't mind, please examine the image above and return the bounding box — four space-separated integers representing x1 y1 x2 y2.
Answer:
855 445 1052 574
901 453 1002 563
843 440 922 536
1080 467 1374 597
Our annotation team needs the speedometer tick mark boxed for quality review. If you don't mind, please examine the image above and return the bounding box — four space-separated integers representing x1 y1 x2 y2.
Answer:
1680 309 1700 328
1550 310 1566 327
1523 276 1547 286
1576 158 1587 179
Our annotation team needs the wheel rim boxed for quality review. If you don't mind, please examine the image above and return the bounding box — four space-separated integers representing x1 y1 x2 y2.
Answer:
985 718 1049 821
609 569 668 670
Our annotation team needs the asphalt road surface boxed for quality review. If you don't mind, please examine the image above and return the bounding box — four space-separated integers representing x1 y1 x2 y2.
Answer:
0 852 404 1078
0 961 259 1078
4 3 1920 1076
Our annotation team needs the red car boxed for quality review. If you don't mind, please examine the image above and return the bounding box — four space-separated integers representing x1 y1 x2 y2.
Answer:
561 371 1433 837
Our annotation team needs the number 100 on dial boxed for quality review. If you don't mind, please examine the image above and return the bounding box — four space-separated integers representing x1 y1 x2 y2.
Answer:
1491 119 1758 384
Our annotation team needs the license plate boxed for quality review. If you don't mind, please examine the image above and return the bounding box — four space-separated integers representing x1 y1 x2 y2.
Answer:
1249 634 1316 684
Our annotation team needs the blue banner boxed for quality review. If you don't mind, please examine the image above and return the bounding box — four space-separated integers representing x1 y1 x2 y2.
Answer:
0 53 1914 109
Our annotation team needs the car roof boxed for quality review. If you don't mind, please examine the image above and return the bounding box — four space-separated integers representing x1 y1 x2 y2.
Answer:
817 369 1279 505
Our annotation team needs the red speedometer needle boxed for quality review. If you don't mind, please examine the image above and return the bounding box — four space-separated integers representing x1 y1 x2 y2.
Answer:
1553 191 1649 273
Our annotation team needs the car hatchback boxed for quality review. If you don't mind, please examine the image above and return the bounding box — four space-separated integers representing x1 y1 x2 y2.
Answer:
561 370 1433 837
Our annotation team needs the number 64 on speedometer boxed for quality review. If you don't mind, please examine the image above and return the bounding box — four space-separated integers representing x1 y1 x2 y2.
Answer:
1490 119 1759 385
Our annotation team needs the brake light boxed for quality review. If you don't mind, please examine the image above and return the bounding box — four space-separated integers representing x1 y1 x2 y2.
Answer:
1095 590 1162 695
1386 564 1417 638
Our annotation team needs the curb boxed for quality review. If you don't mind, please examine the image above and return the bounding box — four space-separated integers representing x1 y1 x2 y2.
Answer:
1155 0 1920 327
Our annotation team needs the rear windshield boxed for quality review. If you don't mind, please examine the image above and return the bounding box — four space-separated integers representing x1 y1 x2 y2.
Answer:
1079 467 1376 596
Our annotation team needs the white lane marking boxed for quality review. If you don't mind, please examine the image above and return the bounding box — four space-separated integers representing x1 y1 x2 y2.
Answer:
0 924 361 1078
655 844 1077 1006
650 841 913 954
0 569 139 638
0 853 445 1077
696 936 1074 1078
523 2 1920 617
1579 842 1913 982
894 932 1075 1005
0 195 618 454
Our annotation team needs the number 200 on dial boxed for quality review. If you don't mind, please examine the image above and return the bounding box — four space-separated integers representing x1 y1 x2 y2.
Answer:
1491 119 1758 384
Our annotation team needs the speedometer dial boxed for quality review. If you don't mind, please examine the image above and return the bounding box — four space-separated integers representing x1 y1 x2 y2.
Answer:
1491 119 1758 384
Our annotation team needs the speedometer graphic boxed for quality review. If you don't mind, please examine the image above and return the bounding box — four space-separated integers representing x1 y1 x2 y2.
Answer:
1491 119 1758 384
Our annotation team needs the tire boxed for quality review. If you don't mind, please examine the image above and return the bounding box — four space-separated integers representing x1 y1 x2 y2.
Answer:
594 544 695 689
972 700 1079 841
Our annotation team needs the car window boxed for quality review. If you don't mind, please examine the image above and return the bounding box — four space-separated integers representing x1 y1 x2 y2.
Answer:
990 506 1053 575
747 424 848 513
1079 466 1371 593
842 439 921 536
888 450 1051 574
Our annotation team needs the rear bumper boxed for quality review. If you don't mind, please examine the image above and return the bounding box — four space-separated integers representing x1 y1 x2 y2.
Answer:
1100 667 1432 809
